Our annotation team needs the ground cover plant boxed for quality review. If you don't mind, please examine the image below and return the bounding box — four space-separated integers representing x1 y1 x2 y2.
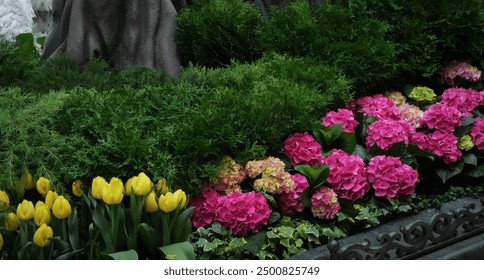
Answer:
1 0 484 259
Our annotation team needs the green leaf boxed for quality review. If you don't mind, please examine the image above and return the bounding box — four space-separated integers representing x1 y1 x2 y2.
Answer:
460 117 475 127
294 164 329 188
312 123 342 148
436 161 465 183
108 249 139 260
355 207 381 226
139 223 163 258
464 163 484 178
333 132 357 154
353 144 370 162
67 209 81 251
462 153 478 166
171 207 195 243
246 231 267 255
160 241 196 260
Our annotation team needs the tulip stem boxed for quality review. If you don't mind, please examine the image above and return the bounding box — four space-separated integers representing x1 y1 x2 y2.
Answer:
39 247 45 260
161 213 170 246
62 219 68 243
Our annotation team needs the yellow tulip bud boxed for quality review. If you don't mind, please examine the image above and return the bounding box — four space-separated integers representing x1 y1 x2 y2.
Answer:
0 190 10 210
33 223 53 248
20 171 35 190
156 178 169 195
34 203 51 226
173 189 187 209
158 192 177 213
6 212 19 231
72 180 84 197
124 176 136 196
45 191 59 209
144 191 159 213
132 172 153 196
0 232 3 251
92 176 108 200
52 196 72 219
17 200 35 221
36 177 50 197
102 177 125 205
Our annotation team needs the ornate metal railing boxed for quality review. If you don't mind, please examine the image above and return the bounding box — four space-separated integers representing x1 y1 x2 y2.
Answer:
291 196 484 260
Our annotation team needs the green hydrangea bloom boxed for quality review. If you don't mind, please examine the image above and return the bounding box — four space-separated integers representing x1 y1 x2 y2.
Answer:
409 86 436 103
458 134 474 151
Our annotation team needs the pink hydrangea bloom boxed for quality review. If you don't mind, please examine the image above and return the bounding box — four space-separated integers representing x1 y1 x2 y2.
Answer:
212 156 247 193
321 149 370 202
216 191 272 237
425 131 462 164
470 118 484 150
440 61 482 86
277 173 309 216
367 156 419 199
311 186 341 220
188 188 223 228
245 157 294 194
410 132 428 151
420 104 462 133
283 132 324 166
355 94 401 120
322 108 359 133
365 119 415 150
440 88 481 117
399 104 424 128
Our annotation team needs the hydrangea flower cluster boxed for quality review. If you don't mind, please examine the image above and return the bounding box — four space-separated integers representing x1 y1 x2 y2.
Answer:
321 149 370 202
365 119 414 150
384 91 407 107
322 108 359 133
188 188 222 228
367 156 419 199
458 135 475 151
409 86 436 103
283 132 324 166
470 118 484 151
277 173 309 216
440 61 482 86
216 191 271 237
425 131 462 164
399 104 424 128
245 157 294 194
440 88 482 117
310 186 341 220
355 94 401 120
212 156 247 193
419 104 462 133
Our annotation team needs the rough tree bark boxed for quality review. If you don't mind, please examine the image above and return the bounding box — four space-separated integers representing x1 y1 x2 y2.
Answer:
42 0 188 77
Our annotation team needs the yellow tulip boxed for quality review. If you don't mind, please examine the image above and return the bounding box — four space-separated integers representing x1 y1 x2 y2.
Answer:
36 177 50 197
16 200 35 221
72 179 84 197
158 192 177 213
20 171 35 190
102 177 125 205
132 172 153 196
52 196 72 219
34 203 51 226
124 176 136 196
144 191 159 213
0 232 3 251
173 189 187 209
0 190 10 210
45 191 59 209
6 212 19 231
33 223 53 247
92 176 108 199
156 178 169 195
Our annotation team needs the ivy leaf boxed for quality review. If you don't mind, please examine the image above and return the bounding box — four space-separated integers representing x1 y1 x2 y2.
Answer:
355 206 382 226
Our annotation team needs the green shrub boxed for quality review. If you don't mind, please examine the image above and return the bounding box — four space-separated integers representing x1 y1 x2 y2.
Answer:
0 42 38 89
51 54 351 192
176 0 264 67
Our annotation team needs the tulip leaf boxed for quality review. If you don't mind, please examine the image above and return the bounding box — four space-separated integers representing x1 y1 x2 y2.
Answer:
139 223 163 259
68 209 82 250
91 202 113 252
171 207 195 244
160 241 195 260
56 248 84 260
108 249 139 260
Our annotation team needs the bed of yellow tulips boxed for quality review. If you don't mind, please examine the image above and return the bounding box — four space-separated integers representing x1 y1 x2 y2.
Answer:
0 172 193 260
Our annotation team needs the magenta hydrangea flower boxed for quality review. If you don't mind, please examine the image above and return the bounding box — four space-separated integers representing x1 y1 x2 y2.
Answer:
367 156 419 199
440 61 482 86
321 149 370 202
410 132 428 151
212 156 247 193
440 88 481 117
216 191 272 237
419 104 462 133
425 131 462 164
365 119 415 150
470 118 484 151
283 132 324 166
311 186 341 220
245 157 294 194
277 173 309 216
188 188 223 228
322 108 359 133
355 94 401 120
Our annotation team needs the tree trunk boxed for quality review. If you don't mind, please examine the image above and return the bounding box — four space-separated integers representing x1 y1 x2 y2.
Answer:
42 0 184 77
